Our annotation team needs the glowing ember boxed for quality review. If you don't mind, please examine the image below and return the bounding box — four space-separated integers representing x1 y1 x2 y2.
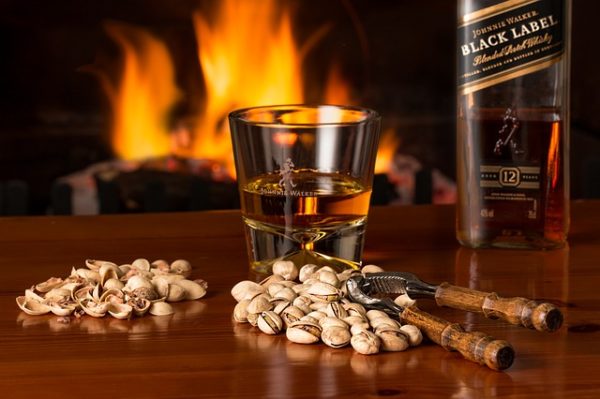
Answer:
375 128 401 174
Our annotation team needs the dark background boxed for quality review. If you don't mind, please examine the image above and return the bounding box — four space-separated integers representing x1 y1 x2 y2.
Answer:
0 0 598 214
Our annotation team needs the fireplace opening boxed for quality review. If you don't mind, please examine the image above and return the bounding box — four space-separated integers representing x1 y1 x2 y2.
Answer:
1 0 598 215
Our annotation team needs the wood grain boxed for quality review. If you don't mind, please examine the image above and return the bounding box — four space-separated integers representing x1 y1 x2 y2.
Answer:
1 201 599 398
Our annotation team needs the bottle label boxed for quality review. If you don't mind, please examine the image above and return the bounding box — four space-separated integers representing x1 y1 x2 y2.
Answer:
458 0 565 95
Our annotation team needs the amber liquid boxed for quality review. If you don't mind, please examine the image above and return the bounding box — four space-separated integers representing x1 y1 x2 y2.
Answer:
457 108 568 249
241 170 372 273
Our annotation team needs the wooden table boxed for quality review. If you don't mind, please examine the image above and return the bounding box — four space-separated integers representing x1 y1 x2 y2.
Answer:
1 201 599 398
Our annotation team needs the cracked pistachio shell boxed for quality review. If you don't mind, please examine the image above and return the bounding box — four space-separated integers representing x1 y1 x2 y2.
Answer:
79 299 109 318
48 301 77 316
44 288 71 301
281 305 305 327
233 299 251 323
299 264 318 283
85 259 116 271
128 297 151 316
170 259 192 278
76 268 100 283
103 278 125 291
376 328 409 352
351 330 381 355
247 294 272 314
325 302 348 319
271 299 291 315
272 260 298 281
16 296 51 315
273 287 297 302
286 320 322 344
257 311 283 335
400 324 423 346
149 301 174 316
231 281 265 302
306 282 342 303
99 263 121 286
321 326 351 349
343 302 367 317
99 288 125 303
108 303 133 319
35 277 64 293
151 259 170 273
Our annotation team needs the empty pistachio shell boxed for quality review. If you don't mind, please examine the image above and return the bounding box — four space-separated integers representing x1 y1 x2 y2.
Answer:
85 259 116 271
99 288 125 303
170 259 192 278
35 277 64 293
103 278 125 291
44 288 71 301
361 264 385 274
128 297 151 316
99 263 121 286
48 302 76 316
149 301 174 316
76 268 100 283
400 324 423 346
272 260 298 281
286 321 322 344
322 326 351 348
172 279 206 300
394 294 416 308
109 303 133 319
16 296 51 315
376 328 409 352
351 330 381 355
151 259 170 274
231 281 265 302
257 311 283 335
79 299 109 318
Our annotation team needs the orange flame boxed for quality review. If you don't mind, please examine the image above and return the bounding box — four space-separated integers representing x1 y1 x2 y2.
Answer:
100 23 181 160
100 1 398 179
375 128 400 174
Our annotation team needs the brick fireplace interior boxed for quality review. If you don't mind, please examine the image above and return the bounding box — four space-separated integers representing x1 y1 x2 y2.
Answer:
1 0 598 215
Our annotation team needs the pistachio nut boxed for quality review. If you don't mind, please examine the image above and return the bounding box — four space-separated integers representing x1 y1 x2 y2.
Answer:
272 260 298 281
400 324 423 346
321 326 351 349
286 320 322 344
257 311 283 335
350 330 381 355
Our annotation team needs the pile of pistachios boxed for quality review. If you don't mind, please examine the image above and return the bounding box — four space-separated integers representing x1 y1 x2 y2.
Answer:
16 258 207 320
231 262 423 355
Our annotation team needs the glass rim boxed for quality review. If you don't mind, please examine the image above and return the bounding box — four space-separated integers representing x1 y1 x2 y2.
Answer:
228 104 380 127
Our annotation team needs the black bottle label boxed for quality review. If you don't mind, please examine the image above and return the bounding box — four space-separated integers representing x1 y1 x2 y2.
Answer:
458 0 565 95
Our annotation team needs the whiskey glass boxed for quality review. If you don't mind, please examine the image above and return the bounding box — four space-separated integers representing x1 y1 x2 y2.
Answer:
229 105 381 274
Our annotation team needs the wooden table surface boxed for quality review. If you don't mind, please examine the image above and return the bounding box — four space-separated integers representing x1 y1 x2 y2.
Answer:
1 201 599 398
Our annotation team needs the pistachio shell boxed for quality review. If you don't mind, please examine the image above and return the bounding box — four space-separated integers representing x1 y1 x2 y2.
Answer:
103 278 125 291
16 296 51 315
394 294 416 308
172 279 206 300
231 280 264 302
44 288 71 301
247 295 272 314
151 259 170 274
286 320 322 344
375 328 409 352
351 330 381 355
166 284 186 302
321 326 351 348
259 274 285 287
35 277 64 293
299 264 318 283
131 258 151 271
366 309 389 321
125 275 153 291
325 302 348 319
76 268 100 283
85 259 116 271
257 311 283 335
152 274 186 284
108 303 133 319
233 299 251 323
272 260 298 281
79 299 109 318
99 263 121 286
361 264 384 274
128 297 151 316
281 306 305 327
49 302 76 316
400 324 423 346
292 295 312 314
149 301 174 316
319 317 349 330
170 259 192 278
306 282 342 303
317 270 340 288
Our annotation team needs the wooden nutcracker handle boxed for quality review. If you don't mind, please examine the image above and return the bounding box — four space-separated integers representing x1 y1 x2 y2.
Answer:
434 282 563 332
400 306 514 371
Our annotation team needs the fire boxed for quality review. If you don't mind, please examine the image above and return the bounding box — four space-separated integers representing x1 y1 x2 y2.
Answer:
375 128 400 174
98 23 182 160
191 0 304 176
99 0 397 179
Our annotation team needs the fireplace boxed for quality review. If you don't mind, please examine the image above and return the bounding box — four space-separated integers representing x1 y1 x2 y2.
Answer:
1 0 598 214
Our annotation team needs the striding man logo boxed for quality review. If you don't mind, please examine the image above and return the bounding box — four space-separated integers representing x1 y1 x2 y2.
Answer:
278 158 297 190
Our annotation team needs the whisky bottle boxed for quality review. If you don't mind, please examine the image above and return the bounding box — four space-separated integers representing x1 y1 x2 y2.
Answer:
457 0 571 249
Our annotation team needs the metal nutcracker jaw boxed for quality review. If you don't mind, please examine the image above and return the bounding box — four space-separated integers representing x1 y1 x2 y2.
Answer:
346 276 404 317
362 271 438 298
